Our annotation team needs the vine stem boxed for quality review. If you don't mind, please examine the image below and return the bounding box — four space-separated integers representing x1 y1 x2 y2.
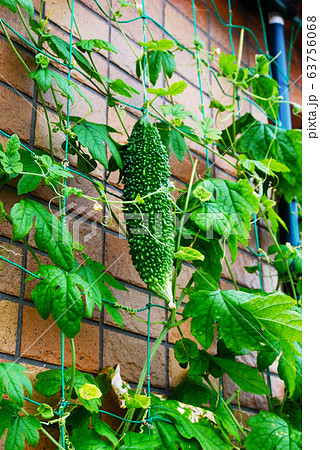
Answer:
66 338 76 403
221 240 239 291
173 160 198 302
21 408 65 450
259 206 297 303
122 323 169 432
105 0 139 60
40 427 65 450
17 5 38 46
203 375 247 439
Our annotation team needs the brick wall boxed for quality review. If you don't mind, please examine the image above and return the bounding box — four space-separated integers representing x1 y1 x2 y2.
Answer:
0 0 301 446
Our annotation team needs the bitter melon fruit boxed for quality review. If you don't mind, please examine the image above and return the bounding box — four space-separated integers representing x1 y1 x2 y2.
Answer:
122 116 175 307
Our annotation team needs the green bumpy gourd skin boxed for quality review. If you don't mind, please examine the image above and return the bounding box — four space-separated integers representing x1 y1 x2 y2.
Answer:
122 116 175 307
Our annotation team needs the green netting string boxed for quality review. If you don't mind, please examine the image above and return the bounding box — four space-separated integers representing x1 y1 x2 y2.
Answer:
192 0 223 407
0 254 42 278
59 1 75 447
252 214 274 411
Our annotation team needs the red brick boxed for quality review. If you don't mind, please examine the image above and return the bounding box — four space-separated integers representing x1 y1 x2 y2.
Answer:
0 39 35 98
0 186 24 239
104 285 166 338
0 85 32 142
21 306 100 372
0 244 23 297
105 232 145 289
110 27 141 79
45 0 109 42
0 300 19 354
103 328 166 388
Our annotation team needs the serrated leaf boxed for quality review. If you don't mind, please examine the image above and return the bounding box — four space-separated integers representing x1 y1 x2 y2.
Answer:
0 134 23 175
212 357 269 395
75 39 118 53
190 202 231 237
17 174 41 195
146 50 176 85
170 128 187 161
0 400 41 450
70 428 112 449
0 0 17 11
242 292 302 342
76 254 126 318
206 178 259 245
34 369 61 396
51 71 75 104
174 338 199 364
31 265 90 338
11 199 74 271
91 417 118 445
184 272 268 352
251 75 279 118
140 39 174 51
214 405 241 444
175 247 204 262
118 431 160 449
219 53 237 77
29 68 52 92
148 399 230 449
17 0 34 17
74 121 122 170
246 411 302 450
0 364 32 407
255 54 269 75
109 78 139 98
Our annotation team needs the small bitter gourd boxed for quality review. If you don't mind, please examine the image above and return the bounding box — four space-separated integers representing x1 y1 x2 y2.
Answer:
122 116 175 308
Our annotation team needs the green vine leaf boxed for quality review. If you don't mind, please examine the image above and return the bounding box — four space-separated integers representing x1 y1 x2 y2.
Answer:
174 338 199 364
118 432 160 449
17 174 41 195
139 39 174 51
75 39 118 53
30 265 90 338
73 121 121 170
183 271 269 352
174 247 204 262
0 400 41 450
245 411 302 449
146 49 176 85
148 80 187 97
250 75 279 118
170 379 215 406
219 53 237 77
17 0 34 17
191 178 259 245
212 357 269 395
169 128 188 162
76 254 127 322
0 363 32 407
0 0 17 13
91 416 118 446
146 399 230 449
278 341 302 400
70 429 113 449
10 199 74 271
0 134 23 175
241 292 302 342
